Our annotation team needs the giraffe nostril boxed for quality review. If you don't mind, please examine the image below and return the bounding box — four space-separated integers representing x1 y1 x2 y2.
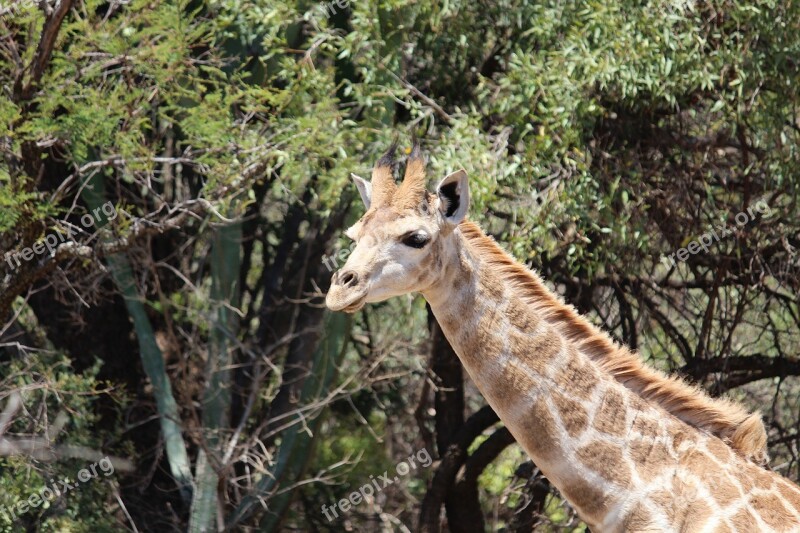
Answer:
339 271 358 288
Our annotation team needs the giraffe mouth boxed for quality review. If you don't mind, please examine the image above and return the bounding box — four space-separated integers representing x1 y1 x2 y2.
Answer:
325 286 368 313
342 298 366 313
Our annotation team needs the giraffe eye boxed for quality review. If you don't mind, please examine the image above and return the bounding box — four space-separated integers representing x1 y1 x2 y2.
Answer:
402 232 430 249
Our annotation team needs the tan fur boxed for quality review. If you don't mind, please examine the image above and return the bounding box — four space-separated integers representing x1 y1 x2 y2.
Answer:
559 478 611 525
594 388 628 437
516 399 560 462
553 390 590 436
458 220 769 465
576 440 632 487
394 150 427 210
371 145 398 208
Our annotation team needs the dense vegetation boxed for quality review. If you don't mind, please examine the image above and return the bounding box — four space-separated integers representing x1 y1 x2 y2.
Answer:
1 0 798 530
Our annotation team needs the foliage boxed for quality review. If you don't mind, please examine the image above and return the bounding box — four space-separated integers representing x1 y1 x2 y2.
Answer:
0 0 798 530
0 352 123 532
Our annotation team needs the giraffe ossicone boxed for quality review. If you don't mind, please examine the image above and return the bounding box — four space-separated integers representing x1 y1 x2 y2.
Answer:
326 142 800 531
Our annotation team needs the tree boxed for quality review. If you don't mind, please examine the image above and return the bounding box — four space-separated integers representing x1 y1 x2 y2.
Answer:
1 0 798 530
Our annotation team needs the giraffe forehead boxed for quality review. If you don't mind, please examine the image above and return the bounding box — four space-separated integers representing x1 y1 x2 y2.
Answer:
351 209 434 241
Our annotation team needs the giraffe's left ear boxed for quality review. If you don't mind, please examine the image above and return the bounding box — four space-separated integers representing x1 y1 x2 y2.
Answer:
436 169 469 224
351 173 372 209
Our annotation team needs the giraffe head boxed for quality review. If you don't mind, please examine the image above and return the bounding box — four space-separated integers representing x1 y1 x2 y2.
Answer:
326 142 469 313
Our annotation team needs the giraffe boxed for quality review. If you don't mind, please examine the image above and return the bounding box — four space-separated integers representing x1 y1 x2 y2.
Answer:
325 142 800 532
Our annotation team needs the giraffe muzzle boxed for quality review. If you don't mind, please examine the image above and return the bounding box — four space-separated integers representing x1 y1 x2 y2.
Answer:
326 269 368 313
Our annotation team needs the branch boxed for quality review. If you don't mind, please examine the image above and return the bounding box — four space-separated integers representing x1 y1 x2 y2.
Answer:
509 464 553 531
380 64 454 125
0 198 219 320
682 355 800 393
0 392 134 472
418 405 501 533
447 427 515 532
21 0 75 100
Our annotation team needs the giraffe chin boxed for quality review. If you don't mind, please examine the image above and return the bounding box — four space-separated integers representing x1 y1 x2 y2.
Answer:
342 299 366 313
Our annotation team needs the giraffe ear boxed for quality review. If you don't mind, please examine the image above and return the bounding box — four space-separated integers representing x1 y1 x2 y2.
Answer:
436 169 469 224
351 173 372 209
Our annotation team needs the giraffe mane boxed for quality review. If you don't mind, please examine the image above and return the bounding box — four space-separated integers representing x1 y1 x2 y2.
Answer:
458 220 769 466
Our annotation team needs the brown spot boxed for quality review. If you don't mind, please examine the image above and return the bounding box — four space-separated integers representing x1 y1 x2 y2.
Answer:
671 428 693 453
730 508 759 530
704 469 740 508
438 311 460 334
679 447 715 477
480 278 505 303
752 468 776 491
594 388 628 437
514 400 559 463
629 437 671 481
461 309 506 366
559 477 611 524
554 349 597 400
777 479 800 513
631 412 661 439
750 493 795 529
507 329 560 375
620 502 656 531
706 438 734 464
575 441 632 488
626 393 650 413
552 392 589 437
434 251 443 271
507 301 540 333
448 273 476 311
681 499 712 532
489 359 535 412
649 488 685 524
738 469 757 494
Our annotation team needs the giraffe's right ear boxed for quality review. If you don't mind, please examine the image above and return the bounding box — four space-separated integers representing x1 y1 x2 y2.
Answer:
436 169 469 224
351 173 372 209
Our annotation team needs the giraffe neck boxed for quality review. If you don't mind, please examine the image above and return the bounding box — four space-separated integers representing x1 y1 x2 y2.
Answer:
422 225 642 527
422 222 800 530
